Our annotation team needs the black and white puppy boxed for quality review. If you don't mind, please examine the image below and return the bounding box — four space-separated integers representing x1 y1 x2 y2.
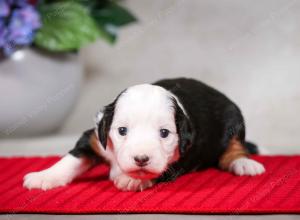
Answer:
23 78 265 191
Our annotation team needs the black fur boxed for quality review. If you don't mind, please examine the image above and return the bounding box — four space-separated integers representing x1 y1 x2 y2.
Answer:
97 89 127 149
69 129 99 162
245 142 259 154
154 78 247 181
98 102 116 150
171 97 194 156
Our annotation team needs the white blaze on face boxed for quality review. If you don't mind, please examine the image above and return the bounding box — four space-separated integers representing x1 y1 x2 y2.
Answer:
109 84 179 178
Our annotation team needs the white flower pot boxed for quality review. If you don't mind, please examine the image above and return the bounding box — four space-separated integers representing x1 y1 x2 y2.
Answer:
0 49 83 138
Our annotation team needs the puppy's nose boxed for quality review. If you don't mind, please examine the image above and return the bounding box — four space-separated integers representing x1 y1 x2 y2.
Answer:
134 155 149 167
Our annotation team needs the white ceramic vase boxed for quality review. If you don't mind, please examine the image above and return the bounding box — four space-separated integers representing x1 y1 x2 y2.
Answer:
0 49 83 138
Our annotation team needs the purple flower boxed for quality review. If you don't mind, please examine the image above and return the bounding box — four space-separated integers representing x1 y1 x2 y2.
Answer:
0 0 41 56
0 1 10 17
7 0 29 8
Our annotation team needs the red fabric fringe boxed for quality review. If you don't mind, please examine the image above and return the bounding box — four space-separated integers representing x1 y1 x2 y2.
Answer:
0 155 299 214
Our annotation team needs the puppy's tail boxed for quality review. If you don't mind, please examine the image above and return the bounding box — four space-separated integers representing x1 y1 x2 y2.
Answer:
245 141 259 154
245 141 271 155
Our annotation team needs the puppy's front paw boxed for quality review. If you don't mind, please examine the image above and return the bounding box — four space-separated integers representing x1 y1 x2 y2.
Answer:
229 158 265 176
23 171 70 190
113 174 153 191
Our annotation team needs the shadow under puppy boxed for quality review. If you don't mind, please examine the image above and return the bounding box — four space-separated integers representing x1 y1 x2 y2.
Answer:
23 78 265 191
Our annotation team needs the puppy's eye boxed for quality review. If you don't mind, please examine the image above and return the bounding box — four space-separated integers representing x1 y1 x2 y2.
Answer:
160 129 170 138
118 127 127 136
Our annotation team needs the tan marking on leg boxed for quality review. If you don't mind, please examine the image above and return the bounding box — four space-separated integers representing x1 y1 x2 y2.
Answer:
89 131 111 165
89 131 102 156
219 136 249 171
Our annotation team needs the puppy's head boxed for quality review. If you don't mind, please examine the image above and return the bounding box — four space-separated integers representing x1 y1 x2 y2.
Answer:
97 84 192 179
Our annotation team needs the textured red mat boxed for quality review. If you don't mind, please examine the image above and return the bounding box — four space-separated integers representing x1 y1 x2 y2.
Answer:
0 155 299 214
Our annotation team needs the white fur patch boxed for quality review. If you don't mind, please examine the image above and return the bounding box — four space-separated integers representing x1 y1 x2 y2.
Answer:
229 158 265 176
23 154 91 190
94 111 103 126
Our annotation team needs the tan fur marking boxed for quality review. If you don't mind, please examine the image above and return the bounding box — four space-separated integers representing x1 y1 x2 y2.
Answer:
89 131 111 165
219 136 249 170
89 132 102 156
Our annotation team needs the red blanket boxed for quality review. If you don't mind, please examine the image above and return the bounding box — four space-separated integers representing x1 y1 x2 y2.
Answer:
0 155 299 214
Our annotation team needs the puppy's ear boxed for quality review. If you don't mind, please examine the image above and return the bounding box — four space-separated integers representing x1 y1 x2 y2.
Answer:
172 97 193 156
97 102 115 149
96 90 126 149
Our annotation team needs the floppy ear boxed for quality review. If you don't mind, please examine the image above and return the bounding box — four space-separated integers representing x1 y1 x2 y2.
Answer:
172 97 193 156
97 102 115 149
96 90 126 149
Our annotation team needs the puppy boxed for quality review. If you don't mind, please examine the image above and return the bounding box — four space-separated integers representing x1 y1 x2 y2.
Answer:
23 78 265 191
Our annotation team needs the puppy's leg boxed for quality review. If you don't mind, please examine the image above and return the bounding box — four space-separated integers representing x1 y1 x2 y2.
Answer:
23 129 99 190
23 154 91 190
219 137 265 176
109 164 153 192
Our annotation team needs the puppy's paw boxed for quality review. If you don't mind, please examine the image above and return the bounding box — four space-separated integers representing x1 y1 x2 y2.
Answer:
23 171 70 190
229 158 265 176
113 174 153 191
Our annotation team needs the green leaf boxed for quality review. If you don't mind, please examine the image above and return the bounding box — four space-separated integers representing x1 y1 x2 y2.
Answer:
91 2 137 27
34 2 113 52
